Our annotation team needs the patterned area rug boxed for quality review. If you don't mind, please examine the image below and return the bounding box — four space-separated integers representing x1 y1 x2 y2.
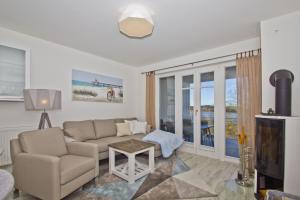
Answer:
63 155 217 200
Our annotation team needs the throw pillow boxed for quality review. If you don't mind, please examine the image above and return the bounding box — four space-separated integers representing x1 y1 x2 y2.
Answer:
132 121 147 134
124 120 137 133
116 123 131 137
64 127 85 142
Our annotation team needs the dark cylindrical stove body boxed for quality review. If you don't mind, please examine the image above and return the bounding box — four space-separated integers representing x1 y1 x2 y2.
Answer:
275 78 292 116
270 69 294 116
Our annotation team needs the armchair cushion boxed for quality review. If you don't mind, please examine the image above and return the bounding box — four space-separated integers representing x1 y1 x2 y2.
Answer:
18 127 68 157
60 155 95 185
66 142 99 177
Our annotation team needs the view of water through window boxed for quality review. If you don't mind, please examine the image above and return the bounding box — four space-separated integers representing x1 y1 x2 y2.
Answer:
162 67 239 158
200 72 215 148
225 66 239 158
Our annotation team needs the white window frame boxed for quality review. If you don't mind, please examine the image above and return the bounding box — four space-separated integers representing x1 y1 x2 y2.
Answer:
0 42 30 101
155 60 239 163
155 72 178 135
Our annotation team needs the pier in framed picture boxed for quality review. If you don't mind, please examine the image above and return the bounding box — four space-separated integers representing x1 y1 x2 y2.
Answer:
0 43 30 101
72 69 123 103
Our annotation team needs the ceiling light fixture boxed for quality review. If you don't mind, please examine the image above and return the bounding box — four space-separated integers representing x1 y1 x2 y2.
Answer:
118 5 154 38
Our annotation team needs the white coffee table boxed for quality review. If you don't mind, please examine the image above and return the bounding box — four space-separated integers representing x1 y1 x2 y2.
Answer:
108 139 155 184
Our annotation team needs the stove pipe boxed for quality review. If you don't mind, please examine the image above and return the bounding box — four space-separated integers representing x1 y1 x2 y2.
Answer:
270 70 294 116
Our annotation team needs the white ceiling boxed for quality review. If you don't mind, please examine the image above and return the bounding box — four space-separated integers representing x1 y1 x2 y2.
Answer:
0 0 300 67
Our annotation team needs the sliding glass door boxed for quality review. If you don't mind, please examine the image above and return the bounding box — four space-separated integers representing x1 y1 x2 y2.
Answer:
158 62 239 161
182 75 194 143
159 76 175 133
200 71 215 148
225 66 239 158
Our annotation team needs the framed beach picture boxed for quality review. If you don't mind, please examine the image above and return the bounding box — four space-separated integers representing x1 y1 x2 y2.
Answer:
72 69 123 103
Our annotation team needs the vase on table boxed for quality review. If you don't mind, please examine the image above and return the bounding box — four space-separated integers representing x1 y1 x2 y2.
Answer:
235 127 253 187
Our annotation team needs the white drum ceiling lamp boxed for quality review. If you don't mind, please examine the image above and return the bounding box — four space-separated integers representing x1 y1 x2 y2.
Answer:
119 5 154 38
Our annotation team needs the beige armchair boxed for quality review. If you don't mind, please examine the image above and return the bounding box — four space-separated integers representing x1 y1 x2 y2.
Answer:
10 127 99 200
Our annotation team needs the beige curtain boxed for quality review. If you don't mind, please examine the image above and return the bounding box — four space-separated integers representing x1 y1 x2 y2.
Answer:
146 71 156 129
237 52 262 170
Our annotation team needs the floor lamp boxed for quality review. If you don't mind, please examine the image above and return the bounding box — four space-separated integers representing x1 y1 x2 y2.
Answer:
23 89 61 129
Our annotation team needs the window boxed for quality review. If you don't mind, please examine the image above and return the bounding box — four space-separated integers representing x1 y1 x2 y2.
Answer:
0 44 30 101
225 66 239 158
159 76 175 133
200 72 214 147
182 75 194 142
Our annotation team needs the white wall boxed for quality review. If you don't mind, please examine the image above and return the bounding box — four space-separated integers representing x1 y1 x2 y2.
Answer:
0 27 139 131
261 11 300 116
135 38 261 120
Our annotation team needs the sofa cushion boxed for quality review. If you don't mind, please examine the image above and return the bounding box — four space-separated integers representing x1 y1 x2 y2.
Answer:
64 127 85 142
86 136 129 153
86 134 161 153
60 155 95 184
19 127 68 157
63 120 96 141
93 119 117 139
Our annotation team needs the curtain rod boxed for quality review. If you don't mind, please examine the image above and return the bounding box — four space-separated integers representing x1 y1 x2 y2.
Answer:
141 48 261 74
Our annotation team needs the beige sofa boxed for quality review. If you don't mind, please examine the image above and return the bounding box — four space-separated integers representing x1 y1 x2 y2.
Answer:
63 118 162 160
10 128 99 200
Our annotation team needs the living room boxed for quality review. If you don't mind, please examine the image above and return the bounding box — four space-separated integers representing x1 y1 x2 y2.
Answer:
0 1 300 200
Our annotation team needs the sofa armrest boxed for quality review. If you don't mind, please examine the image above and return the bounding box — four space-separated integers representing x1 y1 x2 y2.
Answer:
66 142 99 177
13 153 60 200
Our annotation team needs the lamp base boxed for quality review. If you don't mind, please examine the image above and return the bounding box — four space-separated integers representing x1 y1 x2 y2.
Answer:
38 112 52 129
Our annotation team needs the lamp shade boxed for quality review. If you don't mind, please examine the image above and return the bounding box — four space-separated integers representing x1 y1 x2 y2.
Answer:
23 89 61 111
119 5 154 38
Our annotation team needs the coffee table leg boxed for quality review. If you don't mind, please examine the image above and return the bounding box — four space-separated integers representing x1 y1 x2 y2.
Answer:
149 147 155 173
109 148 115 174
128 154 135 184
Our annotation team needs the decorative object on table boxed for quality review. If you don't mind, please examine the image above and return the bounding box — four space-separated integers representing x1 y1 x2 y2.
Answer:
236 127 253 187
23 89 61 129
267 108 275 115
0 169 14 200
0 43 30 101
269 69 294 116
72 69 123 103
